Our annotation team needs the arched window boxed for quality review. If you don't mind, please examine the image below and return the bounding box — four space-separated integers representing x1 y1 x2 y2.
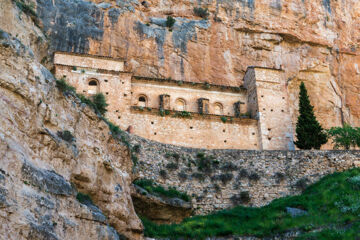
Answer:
138 95 147 107
214 102 224 115
87 79 99 95
175 98 186 111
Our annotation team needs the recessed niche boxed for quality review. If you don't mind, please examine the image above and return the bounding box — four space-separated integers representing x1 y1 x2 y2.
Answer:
124 94 127 97
118 116 121 119
104 79 108 82
282 97 285 99
151 121 154 124
268 128 271 131
268 137 271 140
190 126 193 129
115 110 119 113
223 129 226 133
263 108 265 111
281 110 284 112
106 92 109 95
252 132 255 135
261 95 264 98
224 140 227 143
122 82 124 84
154 132 157 135
270 109 273 112
83 90 86 93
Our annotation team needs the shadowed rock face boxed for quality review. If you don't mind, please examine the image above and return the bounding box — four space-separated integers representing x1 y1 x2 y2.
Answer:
0 25 142 239
36 0 104 53
131 185 192 224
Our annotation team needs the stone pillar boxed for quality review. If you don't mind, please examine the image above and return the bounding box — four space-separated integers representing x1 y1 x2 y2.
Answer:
198 98 209 114
159 94 170 110
233 101 245 117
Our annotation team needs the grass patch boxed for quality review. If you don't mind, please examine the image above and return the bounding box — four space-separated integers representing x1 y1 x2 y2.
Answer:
142 168 360 239
76 192 93 205
134 179 190 202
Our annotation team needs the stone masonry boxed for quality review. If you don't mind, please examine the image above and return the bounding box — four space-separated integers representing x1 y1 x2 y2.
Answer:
129 133 360 214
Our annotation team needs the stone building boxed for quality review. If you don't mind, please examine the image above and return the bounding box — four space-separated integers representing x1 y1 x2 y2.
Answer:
54 52 294 150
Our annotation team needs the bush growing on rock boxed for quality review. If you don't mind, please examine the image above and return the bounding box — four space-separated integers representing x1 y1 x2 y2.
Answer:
193 7 210 19
57 130 75 143
133 178 190 202
92 93 108 115
159 169 167 179
166 16 175 29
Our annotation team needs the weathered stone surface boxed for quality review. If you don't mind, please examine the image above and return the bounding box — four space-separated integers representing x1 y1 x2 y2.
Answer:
0 25 142 239
131 185 192 224
32 0 360 130
286 207 308 218
130 133 360 214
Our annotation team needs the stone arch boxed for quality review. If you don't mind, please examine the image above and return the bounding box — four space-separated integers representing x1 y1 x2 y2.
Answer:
137 94 148 107
87 78 100 95
214 102 224 115
175 98 186 111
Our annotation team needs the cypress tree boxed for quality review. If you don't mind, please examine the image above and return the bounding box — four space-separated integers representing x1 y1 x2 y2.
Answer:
294 82 328 149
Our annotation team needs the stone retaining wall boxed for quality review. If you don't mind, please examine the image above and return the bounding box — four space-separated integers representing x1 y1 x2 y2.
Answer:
130 134 360 214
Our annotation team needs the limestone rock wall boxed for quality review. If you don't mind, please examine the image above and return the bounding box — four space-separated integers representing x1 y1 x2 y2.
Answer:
33 0 360 129
130 134 360 214
0 13 142 240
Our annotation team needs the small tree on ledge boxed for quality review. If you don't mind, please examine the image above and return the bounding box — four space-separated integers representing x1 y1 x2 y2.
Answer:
294 82 328 149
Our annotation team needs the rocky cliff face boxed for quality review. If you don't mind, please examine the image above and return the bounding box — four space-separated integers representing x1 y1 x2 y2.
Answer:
30 0 360 130
0 2 143 237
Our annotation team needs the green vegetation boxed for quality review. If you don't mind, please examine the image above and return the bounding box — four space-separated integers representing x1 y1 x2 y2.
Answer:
57 130 75 143
92 93 108 115
133 179 190 202
220 116 227 123
56 78 76 93
173 111 192 119
76 192 93 205
166 16 176 29
55 78 138 167
327 124 360 150
13 0 37 17
295 82 328 149
142 168 360 239
193 7 210 19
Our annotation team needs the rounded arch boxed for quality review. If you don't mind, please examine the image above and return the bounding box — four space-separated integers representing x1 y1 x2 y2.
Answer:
137 94 148 107
87 78 100 95
175 98 186 111
213 102 224 115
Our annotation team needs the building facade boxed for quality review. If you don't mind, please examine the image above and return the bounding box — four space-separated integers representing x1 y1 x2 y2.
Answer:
54 52 294 150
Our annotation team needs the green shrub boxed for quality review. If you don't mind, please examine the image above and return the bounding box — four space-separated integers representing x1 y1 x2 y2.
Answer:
56 78 75 93
173 111 192 119
133 178 190 202
166 162 179 170
218 173 234 185
57 130 75 143
159 169 167 179
14 0 37 17
220 116 227 123
327 124 360 150
238 169 248 179
178 171 187 181
193 7 209 19
230 191 250 205
221 162 238 171
248 172 260 182
92 93 108 115
166 16 175 28
76 192 93 205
